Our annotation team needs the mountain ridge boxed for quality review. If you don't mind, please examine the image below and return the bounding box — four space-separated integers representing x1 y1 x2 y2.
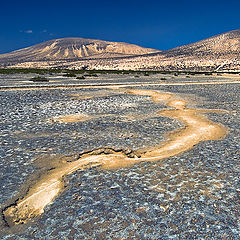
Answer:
162 29 240 57
0 37 160 63
0 30 239 71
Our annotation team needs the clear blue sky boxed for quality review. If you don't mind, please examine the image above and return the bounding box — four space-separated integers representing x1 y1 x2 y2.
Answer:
0 0 239 53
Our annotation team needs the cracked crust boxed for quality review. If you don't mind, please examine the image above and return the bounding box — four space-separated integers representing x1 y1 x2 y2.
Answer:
2 88 227 228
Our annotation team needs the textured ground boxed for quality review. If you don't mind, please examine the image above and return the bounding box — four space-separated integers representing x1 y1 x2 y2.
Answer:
0 75 239 239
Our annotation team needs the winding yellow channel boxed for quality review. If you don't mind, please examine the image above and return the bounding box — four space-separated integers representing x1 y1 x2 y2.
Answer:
3 88 227 226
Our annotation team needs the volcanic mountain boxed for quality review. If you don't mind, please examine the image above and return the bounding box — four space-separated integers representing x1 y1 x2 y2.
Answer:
0 38 159 64
95 29 240 71
0 30 239 71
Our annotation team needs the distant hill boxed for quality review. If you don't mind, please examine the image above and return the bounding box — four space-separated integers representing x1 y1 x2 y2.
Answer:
0 37 159 63
0 30 239 71
163 29 240 57
98 29 240 71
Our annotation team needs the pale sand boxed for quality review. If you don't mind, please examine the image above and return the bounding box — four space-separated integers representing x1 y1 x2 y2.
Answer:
50 114 92 123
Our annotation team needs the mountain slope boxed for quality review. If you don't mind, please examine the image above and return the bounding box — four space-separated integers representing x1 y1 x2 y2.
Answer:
0 30 239 71
93 29 240 71
163 29 240 58
0 37 160 63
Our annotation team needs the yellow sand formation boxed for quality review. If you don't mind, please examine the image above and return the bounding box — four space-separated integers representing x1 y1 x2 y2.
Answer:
3 88 227 226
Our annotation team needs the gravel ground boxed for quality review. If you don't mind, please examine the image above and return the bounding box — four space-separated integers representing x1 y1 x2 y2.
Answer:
0 76 239 239
0 73 234 87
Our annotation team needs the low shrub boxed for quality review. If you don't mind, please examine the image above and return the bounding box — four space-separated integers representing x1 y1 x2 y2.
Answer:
63 73 77 77
76 76 85 79
30 76 49 82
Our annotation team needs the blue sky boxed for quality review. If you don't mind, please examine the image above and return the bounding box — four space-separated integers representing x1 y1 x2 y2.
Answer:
0 0 239 53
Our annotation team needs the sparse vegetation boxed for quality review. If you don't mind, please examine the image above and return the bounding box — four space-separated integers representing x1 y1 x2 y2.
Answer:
63 73 77 77
84 74 98 77
0 68 62 75
30 76 49 82
76 76 85 79
0 68 239 76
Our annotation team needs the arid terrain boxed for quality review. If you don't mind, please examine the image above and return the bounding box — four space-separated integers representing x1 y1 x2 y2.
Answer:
0 72 239 239
0 30 239 71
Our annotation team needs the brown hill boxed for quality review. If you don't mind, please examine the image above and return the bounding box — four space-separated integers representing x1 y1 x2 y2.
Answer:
92 29 240 71
0 37 160 64
0 30 239 71
163 29 240 58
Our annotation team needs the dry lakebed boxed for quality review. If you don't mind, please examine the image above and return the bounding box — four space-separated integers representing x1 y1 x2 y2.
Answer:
0 73 239 239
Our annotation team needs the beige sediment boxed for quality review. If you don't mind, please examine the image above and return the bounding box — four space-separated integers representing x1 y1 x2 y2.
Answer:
3 151 135 226
3 87 228 226
126 89 227 161
141 109 226 161
49 113 115 124
49 114 92 123
126 89 173 102
67 93 93 100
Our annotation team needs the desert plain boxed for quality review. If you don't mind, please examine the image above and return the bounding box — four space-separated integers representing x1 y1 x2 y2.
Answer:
0 72 239 239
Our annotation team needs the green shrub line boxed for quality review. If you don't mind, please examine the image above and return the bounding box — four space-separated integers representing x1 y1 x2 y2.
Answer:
0 68 239 75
